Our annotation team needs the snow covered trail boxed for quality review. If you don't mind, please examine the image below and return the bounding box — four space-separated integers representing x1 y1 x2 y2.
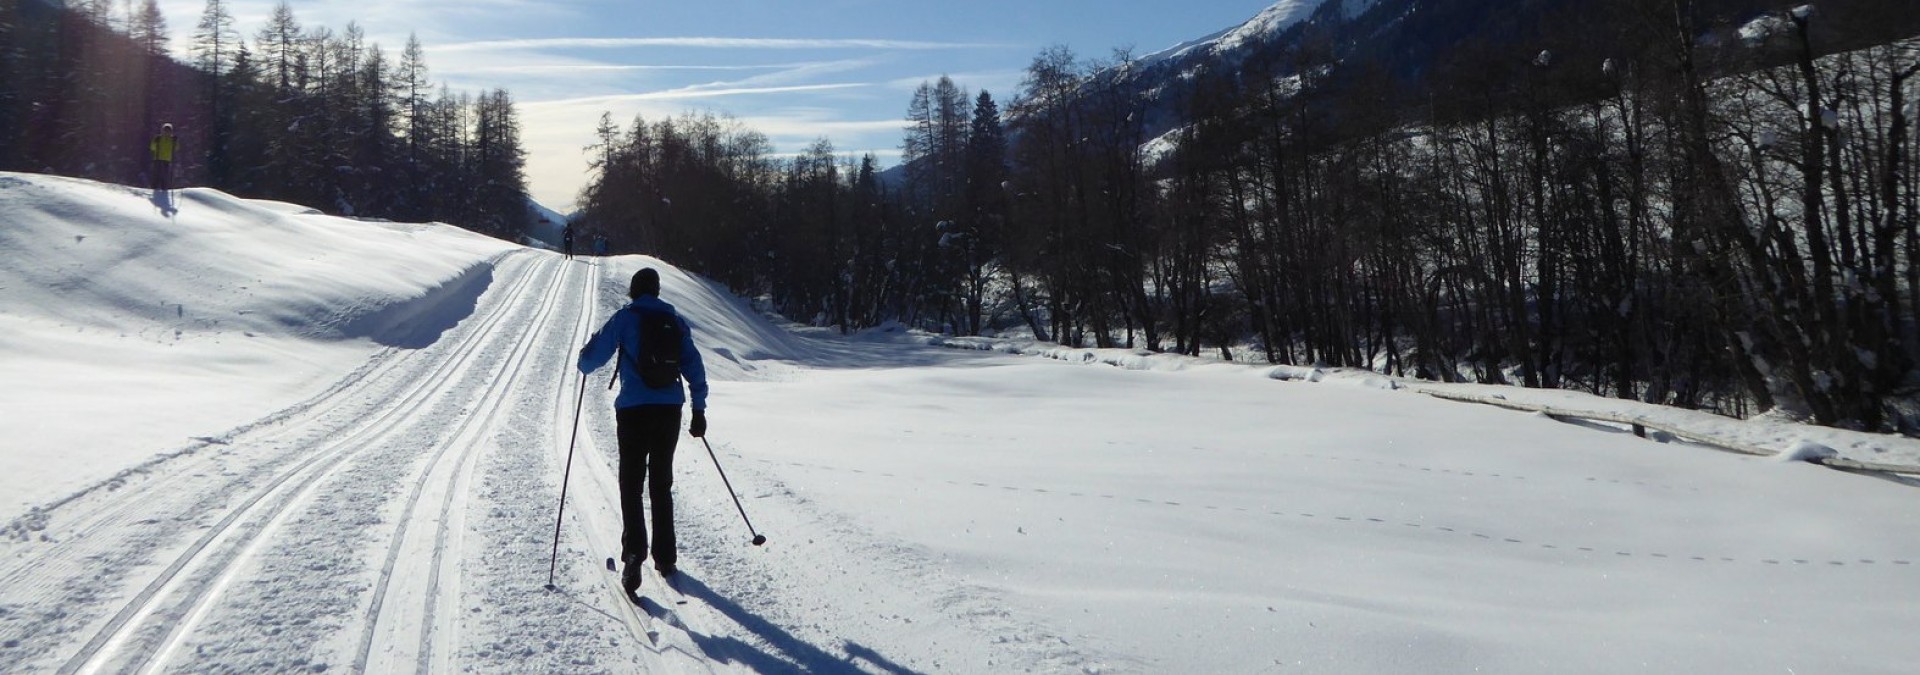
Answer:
0 249 574 672
0 244 750 673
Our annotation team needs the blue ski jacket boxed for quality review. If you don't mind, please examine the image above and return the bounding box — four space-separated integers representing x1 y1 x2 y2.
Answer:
577 296 709 411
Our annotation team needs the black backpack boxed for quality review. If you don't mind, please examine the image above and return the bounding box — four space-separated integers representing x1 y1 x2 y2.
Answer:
625 308 683 389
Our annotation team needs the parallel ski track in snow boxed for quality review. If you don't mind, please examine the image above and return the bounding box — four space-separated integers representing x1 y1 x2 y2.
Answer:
348 253 577 674
30 250 553 674
0 248 504 672
1 252 734 673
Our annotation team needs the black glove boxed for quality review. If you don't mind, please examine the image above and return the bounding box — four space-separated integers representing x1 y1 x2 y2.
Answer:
689 409 707 438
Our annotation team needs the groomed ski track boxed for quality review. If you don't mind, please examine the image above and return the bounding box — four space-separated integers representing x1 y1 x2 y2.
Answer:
0 252 736 673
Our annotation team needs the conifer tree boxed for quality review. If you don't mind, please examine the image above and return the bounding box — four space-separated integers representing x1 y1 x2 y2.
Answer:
190 0 238 75
255 1 300 92
128 0 165 57
959 90 1008 335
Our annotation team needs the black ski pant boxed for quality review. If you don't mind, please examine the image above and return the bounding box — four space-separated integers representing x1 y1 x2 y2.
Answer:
616 404 680 571
151 160 171 191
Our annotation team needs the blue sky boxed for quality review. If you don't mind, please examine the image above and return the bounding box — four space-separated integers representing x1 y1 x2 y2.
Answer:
158 0 1279 211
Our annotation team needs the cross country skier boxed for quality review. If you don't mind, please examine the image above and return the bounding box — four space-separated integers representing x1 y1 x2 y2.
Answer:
562 225 575 259
577 268 709 595
149 123 178 193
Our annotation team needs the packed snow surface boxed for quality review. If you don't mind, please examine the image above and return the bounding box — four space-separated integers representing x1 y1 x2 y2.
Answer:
1 172 1917 673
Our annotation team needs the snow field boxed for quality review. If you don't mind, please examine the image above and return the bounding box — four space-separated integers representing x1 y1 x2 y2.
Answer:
2 172 1916 673
931 336 1920 470
699 349 1920 672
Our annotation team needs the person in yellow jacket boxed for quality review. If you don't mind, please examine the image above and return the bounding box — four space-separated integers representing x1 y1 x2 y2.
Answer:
150 123 178 192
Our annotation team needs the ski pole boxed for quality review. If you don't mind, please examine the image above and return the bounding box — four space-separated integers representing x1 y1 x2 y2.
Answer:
700 436 768 546
545 371 590 590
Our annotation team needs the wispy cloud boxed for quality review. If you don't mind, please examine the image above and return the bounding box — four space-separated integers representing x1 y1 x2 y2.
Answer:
885 69 1030 95
715 59 876 88
526 83 873 107
430 55 881 105
459 63 812 74
739 117 911 138
431 37 1015 53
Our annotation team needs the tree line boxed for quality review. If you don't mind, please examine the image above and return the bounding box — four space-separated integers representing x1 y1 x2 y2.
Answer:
572 98 1007 333
0 0 529 237
576 1 1919 433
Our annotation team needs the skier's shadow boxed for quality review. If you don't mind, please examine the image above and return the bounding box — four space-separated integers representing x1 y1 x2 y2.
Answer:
150 189 177 217
658 573 926 675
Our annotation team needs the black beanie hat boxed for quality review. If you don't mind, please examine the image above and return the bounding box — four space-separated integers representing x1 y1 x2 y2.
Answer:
629 268 660 298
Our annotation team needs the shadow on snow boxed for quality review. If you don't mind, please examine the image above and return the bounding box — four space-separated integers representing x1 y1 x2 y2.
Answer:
653 573 927 675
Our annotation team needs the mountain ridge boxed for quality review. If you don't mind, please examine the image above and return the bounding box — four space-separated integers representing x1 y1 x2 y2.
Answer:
1097 0 1920 150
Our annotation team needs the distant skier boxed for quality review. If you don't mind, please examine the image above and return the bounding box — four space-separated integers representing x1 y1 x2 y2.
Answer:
577 268 709 594
562 225 575 259
149 123 178 193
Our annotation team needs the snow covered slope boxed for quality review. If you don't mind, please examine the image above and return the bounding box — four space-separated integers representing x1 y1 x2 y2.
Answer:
0 172 513 521
1142 0 1372 66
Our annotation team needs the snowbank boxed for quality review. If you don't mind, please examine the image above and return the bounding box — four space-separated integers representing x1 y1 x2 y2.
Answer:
1777 439 1839 463
0 172 513 521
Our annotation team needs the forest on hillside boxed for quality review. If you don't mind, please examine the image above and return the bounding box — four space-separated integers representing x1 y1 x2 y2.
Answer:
575 0 1920 434
0 0 531 237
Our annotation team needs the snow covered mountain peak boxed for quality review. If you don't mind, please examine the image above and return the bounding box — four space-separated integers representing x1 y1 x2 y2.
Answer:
1144 0 1376 65
1218 0 1357 50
